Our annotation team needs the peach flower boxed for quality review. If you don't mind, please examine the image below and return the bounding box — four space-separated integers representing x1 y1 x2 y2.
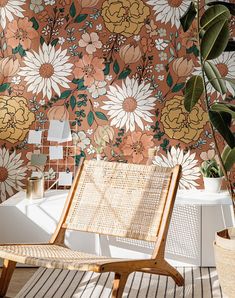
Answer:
78 32 102 54
172 57 194 77
47 105 69 121
121 132 154 163
73 54 105 87
5 18 38 49
0 57 20 84
119 44 142 64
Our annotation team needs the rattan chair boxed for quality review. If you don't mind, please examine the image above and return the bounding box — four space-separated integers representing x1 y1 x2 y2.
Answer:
0 160 183 298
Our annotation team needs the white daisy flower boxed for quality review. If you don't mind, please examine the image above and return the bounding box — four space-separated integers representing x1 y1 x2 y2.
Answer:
94 101 99 108
133 35 141 41
44 0 55 5
88 80 107 99
58 37 65 45
153 146 200 189
0 148 27 201
0 0 25 29
87 144 96 155
147 0 190 29
87 129 93 135
194 52 235 96
19 43 73 100
102 77 156 132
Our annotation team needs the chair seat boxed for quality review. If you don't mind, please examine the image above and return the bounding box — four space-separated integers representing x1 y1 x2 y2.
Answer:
0 244 126 271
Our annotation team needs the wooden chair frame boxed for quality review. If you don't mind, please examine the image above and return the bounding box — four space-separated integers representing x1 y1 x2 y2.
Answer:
0 160 183 298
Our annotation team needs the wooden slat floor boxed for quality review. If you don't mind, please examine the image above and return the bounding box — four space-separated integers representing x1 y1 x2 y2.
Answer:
4 267 223 298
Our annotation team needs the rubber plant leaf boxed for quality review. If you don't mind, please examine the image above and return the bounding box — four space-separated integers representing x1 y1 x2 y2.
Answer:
184 75 204 112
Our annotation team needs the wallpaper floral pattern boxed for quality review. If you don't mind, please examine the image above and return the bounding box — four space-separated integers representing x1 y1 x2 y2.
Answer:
0 0 234 201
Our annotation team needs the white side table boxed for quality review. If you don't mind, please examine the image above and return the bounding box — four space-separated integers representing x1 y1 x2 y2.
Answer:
0 190 233 267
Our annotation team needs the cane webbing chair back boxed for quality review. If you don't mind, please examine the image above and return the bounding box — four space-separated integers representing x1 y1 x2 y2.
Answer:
63 160 173 242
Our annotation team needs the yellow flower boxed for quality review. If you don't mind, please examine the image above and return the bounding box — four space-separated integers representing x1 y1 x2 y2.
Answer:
161 95 208 144
101 0 150 37
0 95 35 144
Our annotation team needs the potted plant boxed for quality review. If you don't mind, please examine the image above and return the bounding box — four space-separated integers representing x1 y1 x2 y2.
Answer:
200 159 223 192
180 1 235 296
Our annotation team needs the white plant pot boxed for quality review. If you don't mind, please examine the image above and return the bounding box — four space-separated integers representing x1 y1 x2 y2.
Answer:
203 177 223 193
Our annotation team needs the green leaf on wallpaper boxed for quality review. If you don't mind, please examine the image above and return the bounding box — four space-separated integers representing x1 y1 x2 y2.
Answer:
70 95 76 110
172 83 185 93
95 111 108 121
184 75 204 112
209 110 235 148
74 14 88 23
70 2 76 17
72 78 87 90
180 1 197 32
0 83 10 92
186 45 199 56
12 44 26 57
40 36 45 45
87 111 94 126
166 73 173 87
113 60 120 74
204 61 227 94
118 68 131 80
30 17 39 30
104 62 110 75
60 90 72 99
210 102 235 118
201 19 229 61
51 39 59 46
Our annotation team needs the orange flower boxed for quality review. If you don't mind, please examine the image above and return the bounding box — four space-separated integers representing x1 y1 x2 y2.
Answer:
121 132 154 163
5 18 38 49
140 37 154 53
119 44 142 64
172 57 194 77
73 54 105 87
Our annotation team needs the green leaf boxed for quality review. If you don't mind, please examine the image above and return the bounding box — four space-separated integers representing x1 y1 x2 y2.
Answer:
118 68 131 80
0 83 10 92
204 61 227 94
221 145 235 173
87 111 94 126
172 82 185 93
40 36 45 46
69 2 76 17
210 102 235 118
60 90 72 99
72 78 87 90
51 38 59 46
30 17 39 30
74 14 88 23
70 95 76 110
166 73 173 87
95 111 108 121
184 75 204 112
201 19 230 60
200 4 230 30
207 2 235 16
180 2 197 32
209 110 235 148
104 62 110 75
18 45 26 56
113 60 120 74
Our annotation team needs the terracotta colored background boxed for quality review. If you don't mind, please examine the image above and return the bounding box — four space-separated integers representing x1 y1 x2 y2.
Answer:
0 0 234 201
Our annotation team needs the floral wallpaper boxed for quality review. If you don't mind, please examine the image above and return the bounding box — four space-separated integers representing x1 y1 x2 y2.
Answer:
0 0 234 201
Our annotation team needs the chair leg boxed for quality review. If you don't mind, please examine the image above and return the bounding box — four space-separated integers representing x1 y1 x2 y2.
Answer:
111 272 129 298
0 259 16 297
163 260 184 286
